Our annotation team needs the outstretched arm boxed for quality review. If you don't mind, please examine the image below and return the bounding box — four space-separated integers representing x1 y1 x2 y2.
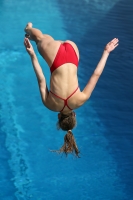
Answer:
24 38 49 104
81 38 119 101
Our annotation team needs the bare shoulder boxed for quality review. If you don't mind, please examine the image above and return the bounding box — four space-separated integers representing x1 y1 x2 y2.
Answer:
72 90 88 108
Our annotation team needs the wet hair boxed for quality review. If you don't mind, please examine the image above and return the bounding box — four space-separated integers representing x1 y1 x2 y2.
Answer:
57 112 76 131
51 130 80 157
51 112 80 157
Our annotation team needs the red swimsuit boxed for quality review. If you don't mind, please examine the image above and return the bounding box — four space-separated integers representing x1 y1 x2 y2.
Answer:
50 42 79 112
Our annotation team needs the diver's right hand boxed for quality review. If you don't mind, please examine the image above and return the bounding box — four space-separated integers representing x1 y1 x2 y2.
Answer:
24 38 35 57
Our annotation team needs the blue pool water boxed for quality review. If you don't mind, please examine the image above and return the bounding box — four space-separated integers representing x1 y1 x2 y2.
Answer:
0 0 133 199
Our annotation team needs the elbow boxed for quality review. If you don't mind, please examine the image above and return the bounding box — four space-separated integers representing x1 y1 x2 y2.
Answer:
37 76 45 84
82 92 91 102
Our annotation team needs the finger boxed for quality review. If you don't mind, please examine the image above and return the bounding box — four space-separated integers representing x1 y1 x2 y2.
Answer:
25 38 31 48
24 37 27 43
24 40 27 47
114 43 119 47
27 38 31 45
109 39 119 46
26 47 30 51
112 38 119 43
24 39 30 50
24 38 28 45
25 37 29 43
112 38 117 41
24 40 28 48
114 42 119 46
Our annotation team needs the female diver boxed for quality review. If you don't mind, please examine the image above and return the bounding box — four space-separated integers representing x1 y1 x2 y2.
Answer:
24 22 119 157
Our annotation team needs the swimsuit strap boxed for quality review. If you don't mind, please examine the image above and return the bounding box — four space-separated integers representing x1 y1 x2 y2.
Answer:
50 90 65 101
50 86 79 111
65 86 79 100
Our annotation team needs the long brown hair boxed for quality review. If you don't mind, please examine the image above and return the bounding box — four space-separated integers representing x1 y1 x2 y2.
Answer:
50 130 80 157
59 130 80 157
51 112 80 157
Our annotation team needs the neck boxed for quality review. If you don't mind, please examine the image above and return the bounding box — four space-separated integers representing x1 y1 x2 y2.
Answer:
60 111 73 115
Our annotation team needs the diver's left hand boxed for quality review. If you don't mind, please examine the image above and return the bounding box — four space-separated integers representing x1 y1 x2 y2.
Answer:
105 38 119 53
24 38 35 57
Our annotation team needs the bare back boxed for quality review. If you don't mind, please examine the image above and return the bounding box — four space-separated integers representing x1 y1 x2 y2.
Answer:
37 35 82 112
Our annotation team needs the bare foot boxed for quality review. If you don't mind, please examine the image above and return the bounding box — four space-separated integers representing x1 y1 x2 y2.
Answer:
24 22 33 33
